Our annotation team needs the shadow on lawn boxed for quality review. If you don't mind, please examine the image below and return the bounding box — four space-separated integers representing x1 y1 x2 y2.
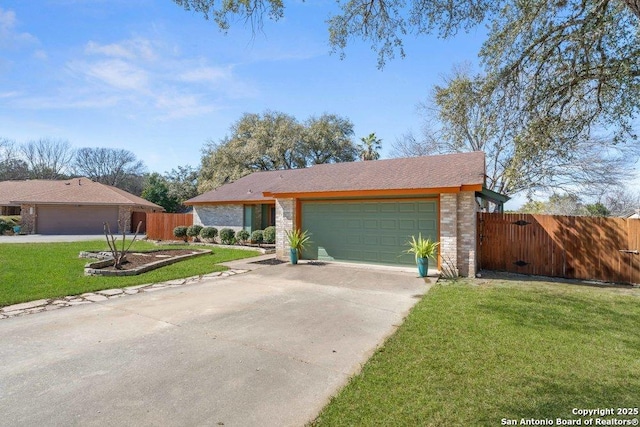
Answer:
498 372 640 421
476 290 640 355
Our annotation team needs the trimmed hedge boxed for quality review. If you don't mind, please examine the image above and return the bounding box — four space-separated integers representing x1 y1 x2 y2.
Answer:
236 229 250 244
187 224 203 238
199 226 218 241
220 228 236 245
251 229 264 244
263 226 276 244
173 226 188 241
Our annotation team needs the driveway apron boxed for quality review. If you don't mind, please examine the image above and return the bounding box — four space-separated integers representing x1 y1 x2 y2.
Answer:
0 262 432 426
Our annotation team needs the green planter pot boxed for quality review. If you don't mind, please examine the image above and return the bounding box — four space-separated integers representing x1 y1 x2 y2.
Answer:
290 248 299 265
417 257 428 277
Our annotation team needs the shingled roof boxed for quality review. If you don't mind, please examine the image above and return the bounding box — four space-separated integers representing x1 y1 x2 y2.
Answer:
0 178 163 210
186 152 486 204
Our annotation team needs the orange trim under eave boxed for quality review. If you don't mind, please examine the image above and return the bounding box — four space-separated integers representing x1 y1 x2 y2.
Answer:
264 185 482 199
186 200 276 206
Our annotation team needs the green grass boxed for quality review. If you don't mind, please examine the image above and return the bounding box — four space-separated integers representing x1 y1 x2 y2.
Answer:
312 279 640 426
0 240 259 307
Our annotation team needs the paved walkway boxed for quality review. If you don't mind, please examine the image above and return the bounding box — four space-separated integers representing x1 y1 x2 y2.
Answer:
0 260 433 426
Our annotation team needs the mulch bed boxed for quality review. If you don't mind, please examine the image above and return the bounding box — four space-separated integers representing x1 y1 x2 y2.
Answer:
98 250 198 271
250 258 287 265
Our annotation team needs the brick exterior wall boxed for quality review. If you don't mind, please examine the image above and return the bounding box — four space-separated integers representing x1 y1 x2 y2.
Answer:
275 198 296 260
118 206 132 233
439 194 458 275
456 191 477 277
439 192 478 277
193 205 244 233
20 204 36 234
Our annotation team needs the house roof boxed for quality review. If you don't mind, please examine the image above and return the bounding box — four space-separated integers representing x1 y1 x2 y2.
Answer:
0 177 164 210
186 152 486 204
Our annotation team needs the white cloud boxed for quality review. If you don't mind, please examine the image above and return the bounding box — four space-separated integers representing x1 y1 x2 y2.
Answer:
33 50 48 60
0 8 38 49
179 66 232 84
85 39 156 61
69 58 149 91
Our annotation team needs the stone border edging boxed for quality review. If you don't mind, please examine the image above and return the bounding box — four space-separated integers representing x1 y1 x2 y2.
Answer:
83 249 212 276
0 268 248 320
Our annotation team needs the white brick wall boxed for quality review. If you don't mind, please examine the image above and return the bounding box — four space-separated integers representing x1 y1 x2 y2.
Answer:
193 205 244 233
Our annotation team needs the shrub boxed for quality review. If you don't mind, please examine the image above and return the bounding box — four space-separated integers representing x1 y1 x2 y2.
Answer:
173 226 188 241
251 229 264 244
263 226 276 244
187 225 203 241
220 228 236 245
0 219 11 235
236 229 250 244
199 226 218 242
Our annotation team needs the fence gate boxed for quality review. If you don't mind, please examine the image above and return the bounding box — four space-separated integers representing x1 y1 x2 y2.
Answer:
478 213 640 285
146 212 193 241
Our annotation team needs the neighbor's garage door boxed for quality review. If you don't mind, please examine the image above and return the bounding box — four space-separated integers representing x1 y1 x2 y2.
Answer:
301 199 438 266
37 205 119 235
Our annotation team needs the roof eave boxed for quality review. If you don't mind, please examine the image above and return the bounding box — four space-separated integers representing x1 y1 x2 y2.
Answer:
263 185 483 199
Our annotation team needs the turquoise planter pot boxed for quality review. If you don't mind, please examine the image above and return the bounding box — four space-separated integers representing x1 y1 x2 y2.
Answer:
290 248 299 265
417 257 428 277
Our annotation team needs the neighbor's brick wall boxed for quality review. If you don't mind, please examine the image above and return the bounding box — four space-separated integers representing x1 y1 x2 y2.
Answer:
439 194 458 275
193 205 244 233
275 198 296 260
20 204 36 234
456 191 478 277
118 206 132 233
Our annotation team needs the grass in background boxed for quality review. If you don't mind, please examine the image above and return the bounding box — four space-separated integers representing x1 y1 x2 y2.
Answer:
0 240 259 306
312 279 640 426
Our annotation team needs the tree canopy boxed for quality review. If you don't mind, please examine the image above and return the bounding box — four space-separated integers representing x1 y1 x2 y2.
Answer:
175 0 640 155
73 147 147 194
391 67 639 197
198 111 357 191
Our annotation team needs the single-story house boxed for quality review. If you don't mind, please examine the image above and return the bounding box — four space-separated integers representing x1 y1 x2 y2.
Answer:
185 152 507 276
0 177 163 234
626 210 640 219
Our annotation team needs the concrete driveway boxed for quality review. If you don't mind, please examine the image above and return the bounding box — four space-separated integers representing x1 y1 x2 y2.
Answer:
0 261 431 426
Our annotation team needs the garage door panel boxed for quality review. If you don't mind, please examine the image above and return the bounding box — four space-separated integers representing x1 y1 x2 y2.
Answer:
399 219 416 230
37 205 119 235
302 200 438 266
398 203 416 213
419 219 437 229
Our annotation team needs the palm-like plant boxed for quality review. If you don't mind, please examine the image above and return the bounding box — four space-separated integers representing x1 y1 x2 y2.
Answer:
359 133 382 161
285 229 311 255
404 233 439 261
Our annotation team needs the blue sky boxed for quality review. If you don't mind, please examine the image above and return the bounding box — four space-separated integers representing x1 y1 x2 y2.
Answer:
2 1 636 208
0 1 484 166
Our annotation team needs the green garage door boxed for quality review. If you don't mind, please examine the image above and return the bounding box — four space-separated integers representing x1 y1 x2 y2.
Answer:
301 199 438 266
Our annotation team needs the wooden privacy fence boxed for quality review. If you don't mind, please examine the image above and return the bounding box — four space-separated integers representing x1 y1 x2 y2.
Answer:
478 212 640 285
146 212 193 241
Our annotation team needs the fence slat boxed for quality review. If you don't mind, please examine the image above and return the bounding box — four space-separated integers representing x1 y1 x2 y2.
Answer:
478 212 640 285
146 213 193 241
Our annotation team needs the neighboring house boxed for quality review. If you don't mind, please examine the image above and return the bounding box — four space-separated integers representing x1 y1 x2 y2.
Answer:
0 178 163 234
626 210 640 219
185 152 507 276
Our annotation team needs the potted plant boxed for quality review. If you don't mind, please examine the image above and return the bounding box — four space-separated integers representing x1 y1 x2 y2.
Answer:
404 233 439 277
285 229 311 265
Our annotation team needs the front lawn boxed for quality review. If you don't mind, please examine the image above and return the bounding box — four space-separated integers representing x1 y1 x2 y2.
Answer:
312 279 640 426
0 240 259 307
